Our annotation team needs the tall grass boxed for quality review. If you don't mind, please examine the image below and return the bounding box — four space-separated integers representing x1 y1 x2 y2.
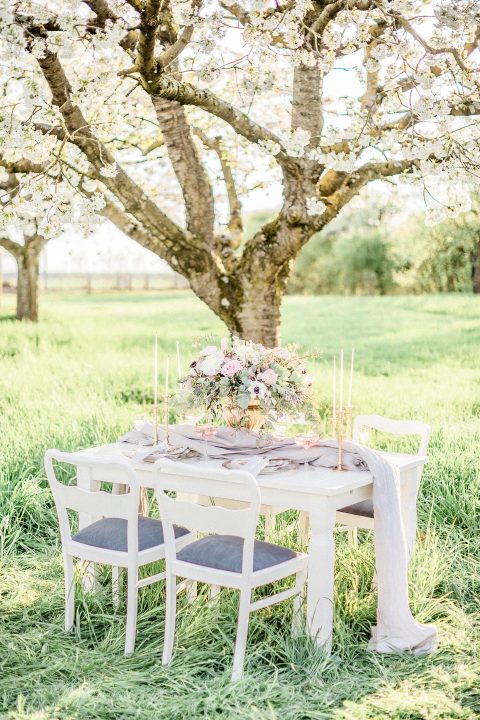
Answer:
0 292 479 719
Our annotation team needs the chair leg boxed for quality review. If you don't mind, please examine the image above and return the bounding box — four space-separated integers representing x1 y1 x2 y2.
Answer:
186 580 197 604
112 566 122 608
232 590 251 681
348 527 358 547
264 508 276 540
162 573 177 666
298 512 309 546
125 567 139 656
64 554 75 632
292 568 307 638
209 584 221 602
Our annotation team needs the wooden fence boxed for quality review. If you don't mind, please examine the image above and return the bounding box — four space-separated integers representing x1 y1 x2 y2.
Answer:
0 271 189 294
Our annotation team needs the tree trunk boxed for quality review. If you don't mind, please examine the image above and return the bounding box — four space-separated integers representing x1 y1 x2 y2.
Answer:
234 276 284 346
17 248 40 321
472 235 480 293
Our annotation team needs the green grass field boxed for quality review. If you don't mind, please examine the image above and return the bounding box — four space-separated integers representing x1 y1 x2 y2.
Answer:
0 291 479 720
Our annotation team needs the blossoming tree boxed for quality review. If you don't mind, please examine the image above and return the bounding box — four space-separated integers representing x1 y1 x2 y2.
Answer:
0 173 45 320
1 1 479 342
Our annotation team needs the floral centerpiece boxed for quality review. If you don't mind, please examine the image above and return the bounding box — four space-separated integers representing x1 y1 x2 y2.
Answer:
178 336 314 430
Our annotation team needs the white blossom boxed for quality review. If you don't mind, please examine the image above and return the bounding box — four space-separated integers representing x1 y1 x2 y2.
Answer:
99 163 119 178
258 139 281 156
306 198 327 216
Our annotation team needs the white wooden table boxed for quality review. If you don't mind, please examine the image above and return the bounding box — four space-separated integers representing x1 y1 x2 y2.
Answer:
77 443 427 651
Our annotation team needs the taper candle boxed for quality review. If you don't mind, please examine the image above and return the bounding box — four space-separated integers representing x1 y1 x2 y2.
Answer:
165 356 169 398
154 335 158 406
339 349 344 411
176 340 181 380
347 348 355 407
333 355 336 412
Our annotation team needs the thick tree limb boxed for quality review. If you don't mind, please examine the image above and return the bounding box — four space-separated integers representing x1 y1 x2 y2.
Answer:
32 42 202 263
0 236 22 257
144 74 290 165
0 156 48 175
84 0 139 52
310 0 371 37
292 65 323 148
194 127 243 247
152 96 215 244
137 0 162 78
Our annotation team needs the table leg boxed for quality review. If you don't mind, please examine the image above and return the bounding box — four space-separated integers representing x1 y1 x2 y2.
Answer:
77 465 100 593
306 504 336 653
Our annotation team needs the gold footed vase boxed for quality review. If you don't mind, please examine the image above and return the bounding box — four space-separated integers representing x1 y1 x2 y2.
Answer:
223 399 266 432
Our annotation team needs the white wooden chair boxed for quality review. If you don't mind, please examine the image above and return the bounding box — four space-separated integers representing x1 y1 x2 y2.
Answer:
336 415 430 550
44 450 194 655
153 458 308 681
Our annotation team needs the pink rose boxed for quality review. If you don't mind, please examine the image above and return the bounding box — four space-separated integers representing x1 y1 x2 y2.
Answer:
258 368 278 386
221 359 243 377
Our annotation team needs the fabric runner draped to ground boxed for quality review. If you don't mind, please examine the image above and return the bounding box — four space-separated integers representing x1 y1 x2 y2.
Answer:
120 423 438 655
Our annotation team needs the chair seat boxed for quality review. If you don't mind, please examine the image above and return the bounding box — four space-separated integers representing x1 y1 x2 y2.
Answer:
338 499 374 518
177 534 298 573
72 517 189 552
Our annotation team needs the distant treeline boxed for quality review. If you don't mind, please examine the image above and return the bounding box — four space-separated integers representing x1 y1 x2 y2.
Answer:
246 200 480 297
290 213 480 296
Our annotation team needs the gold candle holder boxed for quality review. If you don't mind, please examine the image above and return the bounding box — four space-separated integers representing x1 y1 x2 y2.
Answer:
333 408 347 472
332 405 352 472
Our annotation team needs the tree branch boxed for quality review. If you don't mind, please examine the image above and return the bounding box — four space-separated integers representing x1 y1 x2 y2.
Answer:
144 74 290 166
137 0 162 79
0 156 48 175
152 95 216 245
398 16 471 74
29 38 200 260
194 127 243 247
0 236 22 257
158 24 194 69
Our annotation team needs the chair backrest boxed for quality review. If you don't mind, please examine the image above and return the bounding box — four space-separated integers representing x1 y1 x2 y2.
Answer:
153 458 261 577
44 449 140 551
353 414 430 455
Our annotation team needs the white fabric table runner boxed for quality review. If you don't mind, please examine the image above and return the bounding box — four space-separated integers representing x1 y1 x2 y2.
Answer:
120 423 438 654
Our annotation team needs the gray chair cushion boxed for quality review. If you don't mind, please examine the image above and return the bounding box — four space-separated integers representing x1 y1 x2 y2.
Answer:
177 534 298 573
72 517 189 552
338 499 374 518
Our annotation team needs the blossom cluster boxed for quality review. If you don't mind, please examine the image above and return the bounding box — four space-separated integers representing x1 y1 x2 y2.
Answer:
178 337 314 421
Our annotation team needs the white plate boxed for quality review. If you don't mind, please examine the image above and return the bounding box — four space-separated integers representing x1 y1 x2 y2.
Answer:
222 458 298 474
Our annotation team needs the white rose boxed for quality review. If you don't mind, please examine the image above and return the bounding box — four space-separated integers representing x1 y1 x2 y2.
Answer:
198 351 224 376
200 345 220 356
